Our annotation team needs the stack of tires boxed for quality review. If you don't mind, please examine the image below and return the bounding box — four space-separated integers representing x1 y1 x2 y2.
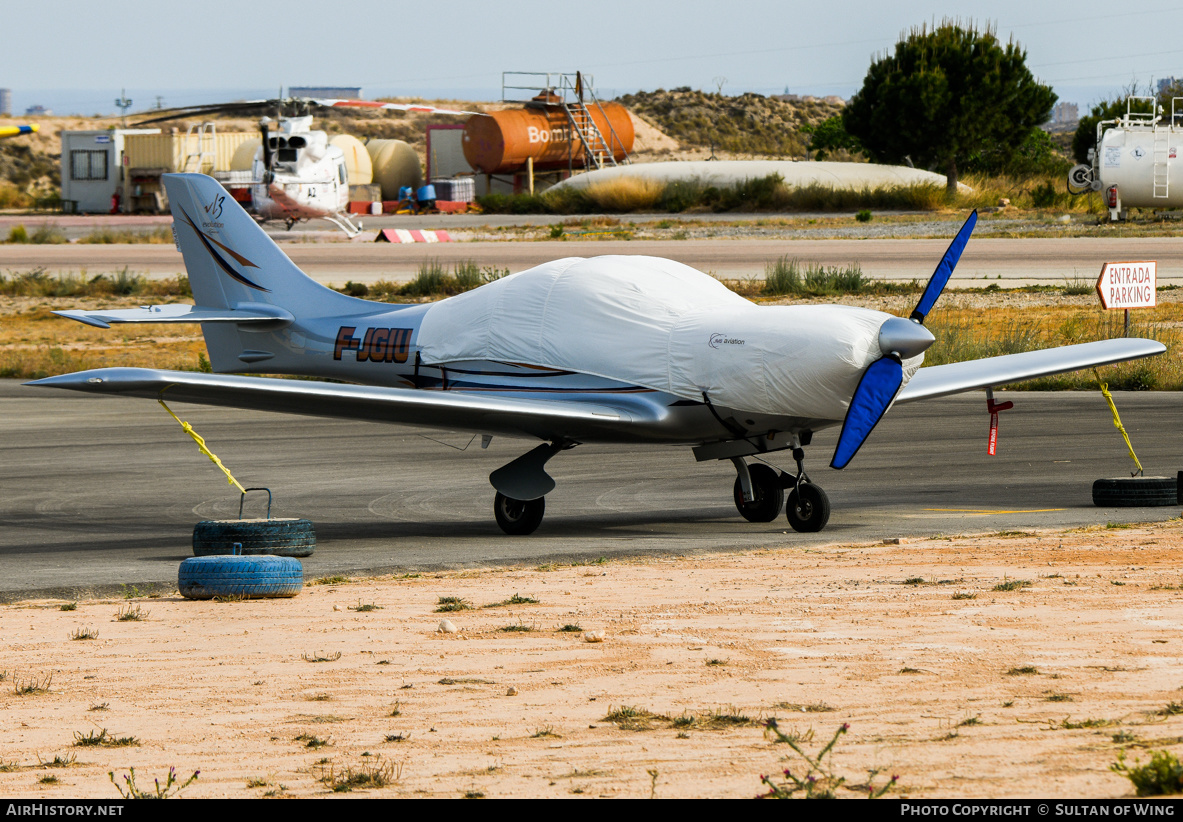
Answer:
178 517 315 600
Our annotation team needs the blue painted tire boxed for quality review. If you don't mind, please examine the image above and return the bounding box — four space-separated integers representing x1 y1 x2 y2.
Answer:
192 518 316 558
178 555 303 600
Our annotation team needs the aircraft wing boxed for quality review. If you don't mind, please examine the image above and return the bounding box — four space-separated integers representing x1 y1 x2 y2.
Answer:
26 367 652 442
896 338 1166 404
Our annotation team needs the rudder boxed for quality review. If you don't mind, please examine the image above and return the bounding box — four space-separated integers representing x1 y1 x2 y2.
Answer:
162 173 354 314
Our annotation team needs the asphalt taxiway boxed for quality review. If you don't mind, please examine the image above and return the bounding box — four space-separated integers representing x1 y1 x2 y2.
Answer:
4 237 1183 285
2 382 1179 600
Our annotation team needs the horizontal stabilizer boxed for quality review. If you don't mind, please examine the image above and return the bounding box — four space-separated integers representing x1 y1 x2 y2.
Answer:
897 338 1166 403
54 304 294 329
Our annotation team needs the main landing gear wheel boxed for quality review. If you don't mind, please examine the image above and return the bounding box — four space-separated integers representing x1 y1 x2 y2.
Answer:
733 463 785 522
494 492 546 535
786 483 830 533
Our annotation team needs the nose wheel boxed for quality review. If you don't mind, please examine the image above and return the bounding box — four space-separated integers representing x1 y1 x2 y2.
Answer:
785 447 830 532
786 482 830 532
493 492 546 535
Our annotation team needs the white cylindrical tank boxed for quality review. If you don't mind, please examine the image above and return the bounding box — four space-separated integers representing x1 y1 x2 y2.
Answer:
329 134 373 185
230 138 261 171
1096 126 1183 207
365 139 422 200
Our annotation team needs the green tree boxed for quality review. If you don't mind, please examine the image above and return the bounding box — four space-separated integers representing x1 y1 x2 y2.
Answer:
843 21 1056 195
1072 84 1161 165
800 115 862 161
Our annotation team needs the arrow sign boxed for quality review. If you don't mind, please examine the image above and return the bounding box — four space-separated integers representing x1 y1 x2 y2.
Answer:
1096 261 1157 310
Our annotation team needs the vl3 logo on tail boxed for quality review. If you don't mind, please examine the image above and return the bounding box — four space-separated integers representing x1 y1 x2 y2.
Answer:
203 192 225 223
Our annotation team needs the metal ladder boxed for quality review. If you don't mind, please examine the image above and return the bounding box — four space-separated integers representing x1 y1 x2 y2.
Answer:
1153 122 1170 198
559 73 629 171
182 122 217 174
500 71 631 172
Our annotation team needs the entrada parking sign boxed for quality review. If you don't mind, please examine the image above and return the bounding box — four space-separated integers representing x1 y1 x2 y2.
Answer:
1096 261 1157 309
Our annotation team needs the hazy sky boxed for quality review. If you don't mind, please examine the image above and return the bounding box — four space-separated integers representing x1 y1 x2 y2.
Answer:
4 0 1182 114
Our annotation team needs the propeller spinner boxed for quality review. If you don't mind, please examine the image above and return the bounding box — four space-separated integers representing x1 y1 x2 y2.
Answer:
829 210 978 469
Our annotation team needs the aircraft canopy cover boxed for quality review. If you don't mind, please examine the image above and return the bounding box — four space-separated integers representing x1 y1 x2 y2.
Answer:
417 256 909 419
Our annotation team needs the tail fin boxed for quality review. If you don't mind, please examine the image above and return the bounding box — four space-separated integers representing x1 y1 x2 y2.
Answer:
163 173 356 314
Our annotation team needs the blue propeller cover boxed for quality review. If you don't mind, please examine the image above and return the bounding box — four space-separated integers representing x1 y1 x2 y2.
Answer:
830 356 905 469
910 210 978 323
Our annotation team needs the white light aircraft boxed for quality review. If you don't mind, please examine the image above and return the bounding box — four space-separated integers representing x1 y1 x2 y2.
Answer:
31 173 1166 534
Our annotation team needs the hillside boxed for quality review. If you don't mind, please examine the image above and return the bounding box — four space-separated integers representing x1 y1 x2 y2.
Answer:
0 89 844 207
616 87 844 158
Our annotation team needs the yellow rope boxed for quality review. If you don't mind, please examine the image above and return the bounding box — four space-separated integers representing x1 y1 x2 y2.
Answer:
1092 369 1144 477
158 399 246 493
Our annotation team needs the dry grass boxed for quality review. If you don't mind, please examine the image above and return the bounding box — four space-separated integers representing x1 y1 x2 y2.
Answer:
925 302 1183 390
0 297 206 380
581 177 666 212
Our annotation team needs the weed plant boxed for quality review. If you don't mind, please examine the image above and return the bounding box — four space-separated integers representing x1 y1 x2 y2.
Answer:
77 226 172 244
758 722 897 799
0 268 189 299
12 673 52 695
73 728 137 747
1112 750 1183 796
301 651 342 663
762 257 914 298
109 767 198 799
317 757 401 792
115 604 148 621
334 260 508 302
4 224 66 244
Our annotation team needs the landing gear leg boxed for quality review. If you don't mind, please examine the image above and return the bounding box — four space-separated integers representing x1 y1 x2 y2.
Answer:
732 458 785 522
493 492 546 536
785 447 830 532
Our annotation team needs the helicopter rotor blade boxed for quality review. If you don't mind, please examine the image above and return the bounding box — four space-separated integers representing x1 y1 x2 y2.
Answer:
132 100 278 125
308 98 476 116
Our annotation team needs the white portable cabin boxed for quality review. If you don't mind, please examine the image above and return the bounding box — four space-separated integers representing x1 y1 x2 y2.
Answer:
60 129 159 213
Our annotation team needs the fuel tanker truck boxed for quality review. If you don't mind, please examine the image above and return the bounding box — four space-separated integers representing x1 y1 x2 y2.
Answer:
1069 95 1183 221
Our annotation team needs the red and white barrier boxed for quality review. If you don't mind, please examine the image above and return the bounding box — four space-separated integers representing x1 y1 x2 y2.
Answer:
375 229 453 243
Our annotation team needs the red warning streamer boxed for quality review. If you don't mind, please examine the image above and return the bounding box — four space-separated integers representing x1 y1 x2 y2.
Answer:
986 388 1013 456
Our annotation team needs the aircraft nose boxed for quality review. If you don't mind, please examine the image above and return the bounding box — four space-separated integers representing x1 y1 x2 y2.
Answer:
878 316 935 360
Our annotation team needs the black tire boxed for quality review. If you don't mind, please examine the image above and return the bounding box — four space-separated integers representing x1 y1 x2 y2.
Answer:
733 464 785 522
786 483 831 533
494 493 545 535
178 555 303 600
192 518 316 558
1091 477 1178 508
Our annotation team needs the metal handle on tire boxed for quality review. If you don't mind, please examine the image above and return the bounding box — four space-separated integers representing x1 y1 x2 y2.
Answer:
238 487 273 520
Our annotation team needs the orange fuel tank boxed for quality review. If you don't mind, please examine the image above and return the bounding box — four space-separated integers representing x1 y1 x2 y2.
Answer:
462 102 634 174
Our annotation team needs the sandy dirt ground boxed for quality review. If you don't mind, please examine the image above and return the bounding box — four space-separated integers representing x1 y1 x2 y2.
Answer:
2 521 1183 799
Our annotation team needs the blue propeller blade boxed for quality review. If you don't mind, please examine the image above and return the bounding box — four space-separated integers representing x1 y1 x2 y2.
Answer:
910 210 978 323
829 356 905 470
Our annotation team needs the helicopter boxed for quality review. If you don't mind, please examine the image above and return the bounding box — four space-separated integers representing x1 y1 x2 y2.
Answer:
134 96 473 235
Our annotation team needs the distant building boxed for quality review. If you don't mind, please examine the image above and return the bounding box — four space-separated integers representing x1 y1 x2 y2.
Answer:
25 104 52 116
289 86 363 100
0 89 10 117
1158 77 1180 96
1046 102 1079 132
